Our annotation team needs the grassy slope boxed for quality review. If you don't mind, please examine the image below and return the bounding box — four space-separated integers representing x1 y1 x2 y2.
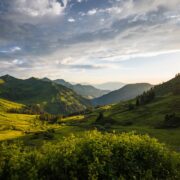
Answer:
62 94 180 150
104 94 180 149
0 98 33 140
0 98 85 144
0 94 180 150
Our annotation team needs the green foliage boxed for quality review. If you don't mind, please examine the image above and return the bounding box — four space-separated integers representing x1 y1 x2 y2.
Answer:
173 84 180 95
136 88 155 106
38 113 60 124
154 73 180 96
96 112 104 122
7 104 44 115
128 103 135 110
158 113 180 129
0 131 179 180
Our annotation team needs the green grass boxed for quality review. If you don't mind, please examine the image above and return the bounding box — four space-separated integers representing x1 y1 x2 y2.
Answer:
58 94 180 150
0 94 180 151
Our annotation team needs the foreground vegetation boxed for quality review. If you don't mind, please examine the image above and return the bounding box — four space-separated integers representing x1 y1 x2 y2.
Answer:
0 131 179 180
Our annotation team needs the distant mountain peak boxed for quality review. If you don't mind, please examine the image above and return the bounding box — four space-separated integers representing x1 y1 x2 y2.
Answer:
27 77 39 81
41 77 51 82
0 74 17 81
92 83 153 106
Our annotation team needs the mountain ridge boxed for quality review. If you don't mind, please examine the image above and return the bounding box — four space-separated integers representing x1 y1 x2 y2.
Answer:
92 83 153 106
0 75 91 115
52 79 110 99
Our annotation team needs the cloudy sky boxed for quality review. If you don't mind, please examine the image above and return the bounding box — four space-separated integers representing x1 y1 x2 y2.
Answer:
0 0 180 84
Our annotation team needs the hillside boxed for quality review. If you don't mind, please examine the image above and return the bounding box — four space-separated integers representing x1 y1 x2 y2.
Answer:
54 79 110 99
0 75 90 115
154 73 180 96
92 83 153 106
65 75 180 150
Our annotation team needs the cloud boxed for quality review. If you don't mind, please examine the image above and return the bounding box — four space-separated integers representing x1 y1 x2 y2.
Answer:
12 0 68 17
0 46 21 53
68 18 76 22
87 9 97 15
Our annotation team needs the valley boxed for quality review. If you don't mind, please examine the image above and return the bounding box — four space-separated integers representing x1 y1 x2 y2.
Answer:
0 74 179 150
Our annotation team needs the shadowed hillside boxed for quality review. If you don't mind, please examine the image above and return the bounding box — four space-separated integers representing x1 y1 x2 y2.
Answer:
92 83 153 106
0 75 90 115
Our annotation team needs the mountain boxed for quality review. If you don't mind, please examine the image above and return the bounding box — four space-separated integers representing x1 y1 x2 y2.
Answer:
92 83 153 106
94 82 125 91
54 79 110 99
0 75 90 115
54 79 72 88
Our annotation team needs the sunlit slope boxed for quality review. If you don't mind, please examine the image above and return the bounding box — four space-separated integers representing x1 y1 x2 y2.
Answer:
0 98 35 140
0 98 86 142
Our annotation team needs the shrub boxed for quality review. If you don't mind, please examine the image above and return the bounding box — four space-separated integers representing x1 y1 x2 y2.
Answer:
38 113 60 124
128 103 135 110
0 131 179 180
161 113 180 128
96 112 104 122
7 104 44 115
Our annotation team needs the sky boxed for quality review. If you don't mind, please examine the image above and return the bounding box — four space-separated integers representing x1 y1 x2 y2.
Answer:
0 0 180 84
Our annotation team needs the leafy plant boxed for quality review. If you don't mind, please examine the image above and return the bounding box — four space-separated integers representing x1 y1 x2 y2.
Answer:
0 131 179 180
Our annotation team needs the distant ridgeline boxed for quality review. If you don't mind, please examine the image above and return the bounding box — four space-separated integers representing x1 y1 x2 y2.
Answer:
0 75 91 115
0 74 179 115
92 83 153 106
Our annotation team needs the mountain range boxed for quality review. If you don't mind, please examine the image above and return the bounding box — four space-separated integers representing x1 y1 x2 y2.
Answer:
0 75 157 114
53 79 110 99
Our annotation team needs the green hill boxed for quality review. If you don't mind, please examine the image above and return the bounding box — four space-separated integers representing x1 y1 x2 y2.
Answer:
0 75 90 115
92 83 153 106
154 73 180 96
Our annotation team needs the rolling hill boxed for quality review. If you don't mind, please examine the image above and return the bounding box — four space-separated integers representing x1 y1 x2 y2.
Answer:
54 79 110 99
0 75 90 115
92 83 153 106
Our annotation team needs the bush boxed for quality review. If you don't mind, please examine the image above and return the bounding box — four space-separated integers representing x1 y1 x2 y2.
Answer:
128 103 135 110
0 131 179 180
159 113 180 128
96 112 104 122
8 104 44 115
38 113 60 124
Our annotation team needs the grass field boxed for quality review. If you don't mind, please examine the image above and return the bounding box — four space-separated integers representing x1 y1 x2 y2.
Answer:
0 94 180 151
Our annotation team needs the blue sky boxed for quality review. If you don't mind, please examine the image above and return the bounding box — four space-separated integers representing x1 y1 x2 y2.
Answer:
0 0 180 84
